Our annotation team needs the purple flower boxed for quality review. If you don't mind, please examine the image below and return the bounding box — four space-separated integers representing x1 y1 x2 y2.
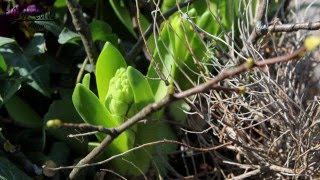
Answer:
0 3 45 37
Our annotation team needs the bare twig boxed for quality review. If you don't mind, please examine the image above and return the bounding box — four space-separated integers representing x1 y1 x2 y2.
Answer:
52 140 232 172
248 0 270 44
269 21 320 32
68 44 307 179
66 0 98 70
76 57 89 84
229 169 261 180
60 122 119 136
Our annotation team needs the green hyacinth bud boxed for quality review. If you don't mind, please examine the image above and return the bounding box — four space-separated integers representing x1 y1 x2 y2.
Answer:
106 68 134 117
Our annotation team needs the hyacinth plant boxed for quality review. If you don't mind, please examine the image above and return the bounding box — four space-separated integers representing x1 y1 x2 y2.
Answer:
72 42 176 176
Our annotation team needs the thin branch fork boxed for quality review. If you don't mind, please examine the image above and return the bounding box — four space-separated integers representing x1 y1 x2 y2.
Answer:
68 45 307 179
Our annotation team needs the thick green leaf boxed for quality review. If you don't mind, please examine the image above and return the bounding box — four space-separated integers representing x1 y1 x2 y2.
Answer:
72 84 137 175
82 73 91 89
58 28 81 44
72 84 134 147
96 42 126 102
127 66 154 110
4 95 42 128
0 157 32 180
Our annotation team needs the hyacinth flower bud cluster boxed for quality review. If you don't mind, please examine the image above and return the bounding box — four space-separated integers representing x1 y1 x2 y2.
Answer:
105 67 134 117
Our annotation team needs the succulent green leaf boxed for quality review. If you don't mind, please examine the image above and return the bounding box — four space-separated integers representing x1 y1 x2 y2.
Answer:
96 42 127 102
72 83 137 175
72 84 134 149
81 73 91 89
127 66 154 110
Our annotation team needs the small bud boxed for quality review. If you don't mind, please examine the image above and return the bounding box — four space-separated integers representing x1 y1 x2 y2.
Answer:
246 58 255 69
46 119 62 128
304 36 320 51
168 85 175 95
238 86 246 94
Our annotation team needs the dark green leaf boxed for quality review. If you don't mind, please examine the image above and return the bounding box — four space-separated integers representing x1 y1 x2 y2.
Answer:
0 157 32 180
4 95 42 128
44 97 88 155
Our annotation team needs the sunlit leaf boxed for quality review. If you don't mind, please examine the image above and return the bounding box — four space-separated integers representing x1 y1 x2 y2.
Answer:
72 83 136 175
127 66 154 109
96 42 126 102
